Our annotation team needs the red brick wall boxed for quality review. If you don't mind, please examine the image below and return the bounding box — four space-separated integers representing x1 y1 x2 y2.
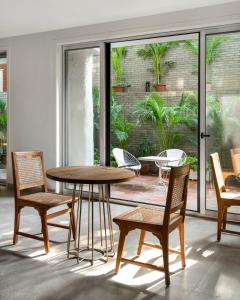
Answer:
0 64 7 92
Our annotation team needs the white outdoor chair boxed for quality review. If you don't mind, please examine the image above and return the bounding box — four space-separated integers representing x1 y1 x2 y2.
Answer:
112 148 141 175
155 149 187 186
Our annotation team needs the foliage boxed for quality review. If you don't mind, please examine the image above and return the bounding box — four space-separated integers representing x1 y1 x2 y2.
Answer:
112 47 127 85
186 156 198 171
134 93 197 150
111 95 133 149
92 86 100 130
178 93 198 145
184 36 224 72
137 42 178 85
176 92 240 165
92 86 100 164
0 99 7 143
92 86 134 153
137 139 155 157
206 36 225 65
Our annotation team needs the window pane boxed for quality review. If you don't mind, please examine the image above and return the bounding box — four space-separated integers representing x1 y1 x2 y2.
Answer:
206 32 240 214
110 34 199 211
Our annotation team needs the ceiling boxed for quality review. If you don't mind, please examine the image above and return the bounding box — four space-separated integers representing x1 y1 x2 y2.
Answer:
0 0 236 38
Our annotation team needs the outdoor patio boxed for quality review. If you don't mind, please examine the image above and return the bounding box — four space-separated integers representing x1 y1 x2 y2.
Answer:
111 174 240 214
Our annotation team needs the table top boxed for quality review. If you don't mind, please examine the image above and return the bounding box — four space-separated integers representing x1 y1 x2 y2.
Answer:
46 165 135 184
138 156 179 162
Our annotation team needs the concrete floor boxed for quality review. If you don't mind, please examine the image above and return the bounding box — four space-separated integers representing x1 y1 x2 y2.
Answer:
1 187 240 300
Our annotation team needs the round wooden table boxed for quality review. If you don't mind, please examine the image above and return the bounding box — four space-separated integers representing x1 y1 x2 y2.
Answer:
46 166 135 264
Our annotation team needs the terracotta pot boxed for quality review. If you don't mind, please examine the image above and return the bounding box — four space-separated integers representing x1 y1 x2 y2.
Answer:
154 84 166 92
140 162 150 175
112 86 125 93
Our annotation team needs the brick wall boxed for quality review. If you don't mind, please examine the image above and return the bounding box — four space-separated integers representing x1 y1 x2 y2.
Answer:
112 41 199 156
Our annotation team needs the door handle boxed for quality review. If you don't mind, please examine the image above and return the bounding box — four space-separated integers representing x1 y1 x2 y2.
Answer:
201 132 210 139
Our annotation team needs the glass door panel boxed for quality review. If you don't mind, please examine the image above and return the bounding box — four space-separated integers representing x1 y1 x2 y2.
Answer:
205 32 240 214
64 47 100 190
110 34 199 211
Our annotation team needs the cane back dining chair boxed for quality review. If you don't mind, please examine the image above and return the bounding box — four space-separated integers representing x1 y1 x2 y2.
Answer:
210 152 240 241
12 151 76 253
113 164 190 286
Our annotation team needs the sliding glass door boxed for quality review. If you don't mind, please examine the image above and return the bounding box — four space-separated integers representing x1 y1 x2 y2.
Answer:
205 31 240 215
62 26 240 216
109 34 199 211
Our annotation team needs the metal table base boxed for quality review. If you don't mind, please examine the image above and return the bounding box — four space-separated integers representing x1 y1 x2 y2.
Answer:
67 184 115 265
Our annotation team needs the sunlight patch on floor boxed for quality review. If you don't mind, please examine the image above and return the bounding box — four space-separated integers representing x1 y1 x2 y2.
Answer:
202 249 215 258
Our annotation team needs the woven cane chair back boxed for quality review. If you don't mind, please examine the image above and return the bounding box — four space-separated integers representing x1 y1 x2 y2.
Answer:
210 153 226 197
12 151 46 193
163 164 190 226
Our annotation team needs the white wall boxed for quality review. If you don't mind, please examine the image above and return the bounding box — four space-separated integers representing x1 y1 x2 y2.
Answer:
0 1 239 186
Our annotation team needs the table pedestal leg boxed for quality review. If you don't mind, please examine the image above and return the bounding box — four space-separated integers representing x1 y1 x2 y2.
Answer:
68 184 115 265
67 184 76 258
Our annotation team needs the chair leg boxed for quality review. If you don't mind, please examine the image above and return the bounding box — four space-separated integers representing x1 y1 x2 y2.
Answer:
223 208 227 230
137 230 146 256
115 228 128 273
68 204 76 241
161 235 170 286
13 206 22 244
217 207 223 242
178 223 186 268
39 209 50 253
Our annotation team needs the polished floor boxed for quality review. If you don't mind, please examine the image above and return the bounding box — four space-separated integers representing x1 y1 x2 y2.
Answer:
1 187 240 300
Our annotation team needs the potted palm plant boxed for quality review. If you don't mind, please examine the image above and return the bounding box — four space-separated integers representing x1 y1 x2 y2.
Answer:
137 42 178 92
186 156 198 180
112 47 129 93
184 36 224 90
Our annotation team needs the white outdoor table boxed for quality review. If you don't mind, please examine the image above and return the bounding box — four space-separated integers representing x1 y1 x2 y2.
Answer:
138 156 179 163
138 156 180 188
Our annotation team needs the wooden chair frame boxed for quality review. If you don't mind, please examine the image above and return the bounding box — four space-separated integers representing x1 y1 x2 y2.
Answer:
210 152 240 241
113 164 190 286
12 151 76 253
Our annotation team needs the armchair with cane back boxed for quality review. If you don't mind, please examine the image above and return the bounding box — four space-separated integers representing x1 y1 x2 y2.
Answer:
113 164 190 286
12 151 76 253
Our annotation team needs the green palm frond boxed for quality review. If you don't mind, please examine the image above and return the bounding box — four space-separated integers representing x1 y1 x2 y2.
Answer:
112 47 127 85
111 96 134 149
0 99 7 142
137 42 178 84
184 36 224 67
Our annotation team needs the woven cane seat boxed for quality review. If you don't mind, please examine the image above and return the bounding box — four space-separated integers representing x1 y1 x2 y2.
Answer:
114 207 182 229
19 192 72 208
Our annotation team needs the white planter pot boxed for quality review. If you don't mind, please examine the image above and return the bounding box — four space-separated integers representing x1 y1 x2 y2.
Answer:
189 169 198 180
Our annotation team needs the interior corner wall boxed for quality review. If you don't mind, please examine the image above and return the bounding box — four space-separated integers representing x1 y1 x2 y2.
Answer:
0 1 239 187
